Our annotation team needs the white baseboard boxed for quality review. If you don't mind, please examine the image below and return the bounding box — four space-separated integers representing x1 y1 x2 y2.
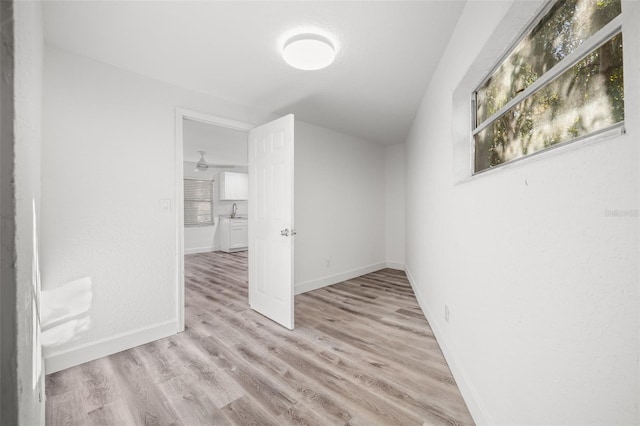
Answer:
184 246 216 255
295 262 387 295
404 266 490 426
44 319 178 374
386 261 405 270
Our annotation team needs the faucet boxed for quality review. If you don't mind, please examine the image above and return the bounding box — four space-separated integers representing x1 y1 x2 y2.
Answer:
231 203 237 218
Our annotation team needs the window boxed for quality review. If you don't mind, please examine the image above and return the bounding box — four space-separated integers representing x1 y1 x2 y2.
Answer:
184 178 214 226
473 0 624 173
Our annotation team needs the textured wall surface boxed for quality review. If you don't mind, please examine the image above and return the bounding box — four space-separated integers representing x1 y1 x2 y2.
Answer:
405 1 639 424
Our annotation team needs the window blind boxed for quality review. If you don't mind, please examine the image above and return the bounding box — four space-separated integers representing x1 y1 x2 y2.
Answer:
184 178 214 226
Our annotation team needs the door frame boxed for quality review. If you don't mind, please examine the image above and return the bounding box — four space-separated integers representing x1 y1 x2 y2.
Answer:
174 108 254 332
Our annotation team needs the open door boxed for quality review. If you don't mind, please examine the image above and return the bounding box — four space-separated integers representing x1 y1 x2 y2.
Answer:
248 114 295 330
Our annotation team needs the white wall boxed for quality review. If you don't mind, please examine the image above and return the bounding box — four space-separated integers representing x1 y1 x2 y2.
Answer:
41 47 273 373
405 1 639 425
294 121 386 294
384 144 405 269
183 119 247 163
183 119 247 254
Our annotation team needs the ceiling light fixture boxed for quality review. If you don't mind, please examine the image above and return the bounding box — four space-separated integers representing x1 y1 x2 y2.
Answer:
282 33 336 71
192 150 237 171
194 151 209 172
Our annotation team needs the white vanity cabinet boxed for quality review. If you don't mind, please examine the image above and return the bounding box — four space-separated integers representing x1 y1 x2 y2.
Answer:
220 172 248 200
219 217 248 252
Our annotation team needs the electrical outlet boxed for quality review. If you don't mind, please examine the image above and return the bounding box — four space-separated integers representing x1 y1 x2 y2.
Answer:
444 305 450 323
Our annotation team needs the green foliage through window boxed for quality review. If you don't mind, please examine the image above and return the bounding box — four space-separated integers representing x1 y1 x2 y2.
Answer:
473 0 624 173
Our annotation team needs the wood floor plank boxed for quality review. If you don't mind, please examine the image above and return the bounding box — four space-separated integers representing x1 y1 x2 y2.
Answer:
187 331 299 418
46 390 93 426
45 368 82 397
276 402 333 426
295 323 462 403
157 376 232 425
108 350 182 425
166 337 247 409
298 296 450 370
87 399 137 426
316 349 470 424
204 313 380 424
220 396 279 426
213 310 425 425
132 338 185 385
76 357 123 412
46 252 474 426
230 342 362 424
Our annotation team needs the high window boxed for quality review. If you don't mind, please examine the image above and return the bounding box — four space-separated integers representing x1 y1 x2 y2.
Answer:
473 0 624 173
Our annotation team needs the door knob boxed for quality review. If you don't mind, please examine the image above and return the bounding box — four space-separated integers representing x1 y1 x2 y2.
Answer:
280 229 290 237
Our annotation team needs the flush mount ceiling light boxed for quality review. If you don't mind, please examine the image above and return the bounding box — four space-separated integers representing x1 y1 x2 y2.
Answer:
282 34 336 71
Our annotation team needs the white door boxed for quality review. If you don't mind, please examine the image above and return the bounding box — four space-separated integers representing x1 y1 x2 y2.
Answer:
248 114 295 330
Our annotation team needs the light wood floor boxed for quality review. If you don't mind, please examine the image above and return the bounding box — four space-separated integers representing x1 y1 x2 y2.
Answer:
45 251 474 425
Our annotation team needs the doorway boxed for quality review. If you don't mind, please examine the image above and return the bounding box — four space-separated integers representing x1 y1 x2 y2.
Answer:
175 110 253 332
175 110 296 332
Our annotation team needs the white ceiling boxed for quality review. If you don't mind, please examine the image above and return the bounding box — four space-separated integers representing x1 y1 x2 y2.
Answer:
43 1 465 145
183 119 247 165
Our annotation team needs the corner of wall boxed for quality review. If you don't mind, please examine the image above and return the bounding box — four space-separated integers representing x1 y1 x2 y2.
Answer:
385 261 404 271
44 319 178 374
404 266 490 425
384 143 406 268
295 262 387 295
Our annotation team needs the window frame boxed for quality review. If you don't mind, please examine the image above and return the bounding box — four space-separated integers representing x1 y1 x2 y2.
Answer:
183 177 215 227
471 0 625 175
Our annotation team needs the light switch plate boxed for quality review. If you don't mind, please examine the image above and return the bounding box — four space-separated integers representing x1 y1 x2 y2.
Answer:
160 199 171 213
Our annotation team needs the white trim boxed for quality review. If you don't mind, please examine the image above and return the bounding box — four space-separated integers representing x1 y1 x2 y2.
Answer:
404 266 490 426
175 112 185 332
294 262 387 295
44 319 178 374
184 247 216 255
386 261 405 271
458 123 625 184
178 108 254 132
175 108 254 333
